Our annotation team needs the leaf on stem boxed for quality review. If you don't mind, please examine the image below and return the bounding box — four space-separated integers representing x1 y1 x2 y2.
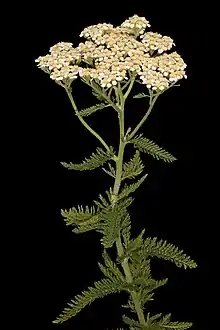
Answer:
53 278 126 324
98 249 125 281
102 162 116 178
99 197 133 248
61 146 115 171
118 174 148 201
76 103 110 117
122 150 144 180
143 237 197 269
133 93 150 99
129 134 177 163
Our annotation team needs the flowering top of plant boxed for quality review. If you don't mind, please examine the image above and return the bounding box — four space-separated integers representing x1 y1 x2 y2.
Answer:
35 15 197 330
35 14 187 91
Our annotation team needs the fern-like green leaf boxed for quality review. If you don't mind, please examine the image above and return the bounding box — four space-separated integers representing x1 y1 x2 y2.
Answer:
133 92 149 99
130 259 151 286
140 290 155 309
81 77 106 101
117 229 146 264
145 313 192 330
91 80 106 101
121 294 136 313
159 314 193 329
73 222 101 234
143 237 197 269
145 278 168 294
122 150 144 180
100 209 121 248
98 250 125 282
62 188 113 233
98 262 116 280
100 199 132 248
61 205 100 227
129 134 176 163
118 174 148 201
127 229 146 253
146 312 163 323
121 212 131 248
102 162 116 178
61 146 115 171
76 103 110 117
122 315 140 328
93 190 112 210
161 321 193 329
53 278 125 324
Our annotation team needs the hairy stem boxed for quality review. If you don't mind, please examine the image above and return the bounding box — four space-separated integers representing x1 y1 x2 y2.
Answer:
112 86 146 326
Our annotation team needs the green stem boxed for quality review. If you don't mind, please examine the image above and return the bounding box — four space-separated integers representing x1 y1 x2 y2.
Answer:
111 88 146 326
65 87 115 158
116 236 146 325
114 86 120 107
124 73 136 100
112 104 125 197
127 93 159 141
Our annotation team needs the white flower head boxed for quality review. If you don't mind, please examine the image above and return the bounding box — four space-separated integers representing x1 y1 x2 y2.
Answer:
36 15 186 91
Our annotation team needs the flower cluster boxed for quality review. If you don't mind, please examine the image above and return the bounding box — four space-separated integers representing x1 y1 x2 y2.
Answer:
140 32 175 54
35 15 187 91
120 14 151 35
35 42 81 83
79 23 114 43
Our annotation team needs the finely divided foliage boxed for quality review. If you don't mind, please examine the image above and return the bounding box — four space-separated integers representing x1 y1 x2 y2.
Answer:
36 14 196 330
122 150 144 180
129 134 176 163
61 146 115 171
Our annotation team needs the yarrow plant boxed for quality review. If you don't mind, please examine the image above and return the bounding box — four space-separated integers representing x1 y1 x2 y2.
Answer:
36 14 196 330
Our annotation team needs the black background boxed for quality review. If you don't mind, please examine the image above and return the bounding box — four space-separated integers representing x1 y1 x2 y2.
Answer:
18 2 209 329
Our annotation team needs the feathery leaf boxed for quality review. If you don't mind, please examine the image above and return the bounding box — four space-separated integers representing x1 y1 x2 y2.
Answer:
159 314 193 329
73 222 101 234
161 321 193 329
76 103 110 117
118 174 148 201
61 146 115 171
93 190 111 210
133 92 150 99
61 205 100 227
98 250 125 281
53 278 126 324
91 80 107 101
121 212 131 248
147 278 168 293
129 134 176 163
122 315 140 327
144 313 193 330
140 290 155 309
143 237 197 269
122 150 144 180
81 77 106 102
100 199 133 248
102 162 116 178
61 188 112 233
117 229 146 264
